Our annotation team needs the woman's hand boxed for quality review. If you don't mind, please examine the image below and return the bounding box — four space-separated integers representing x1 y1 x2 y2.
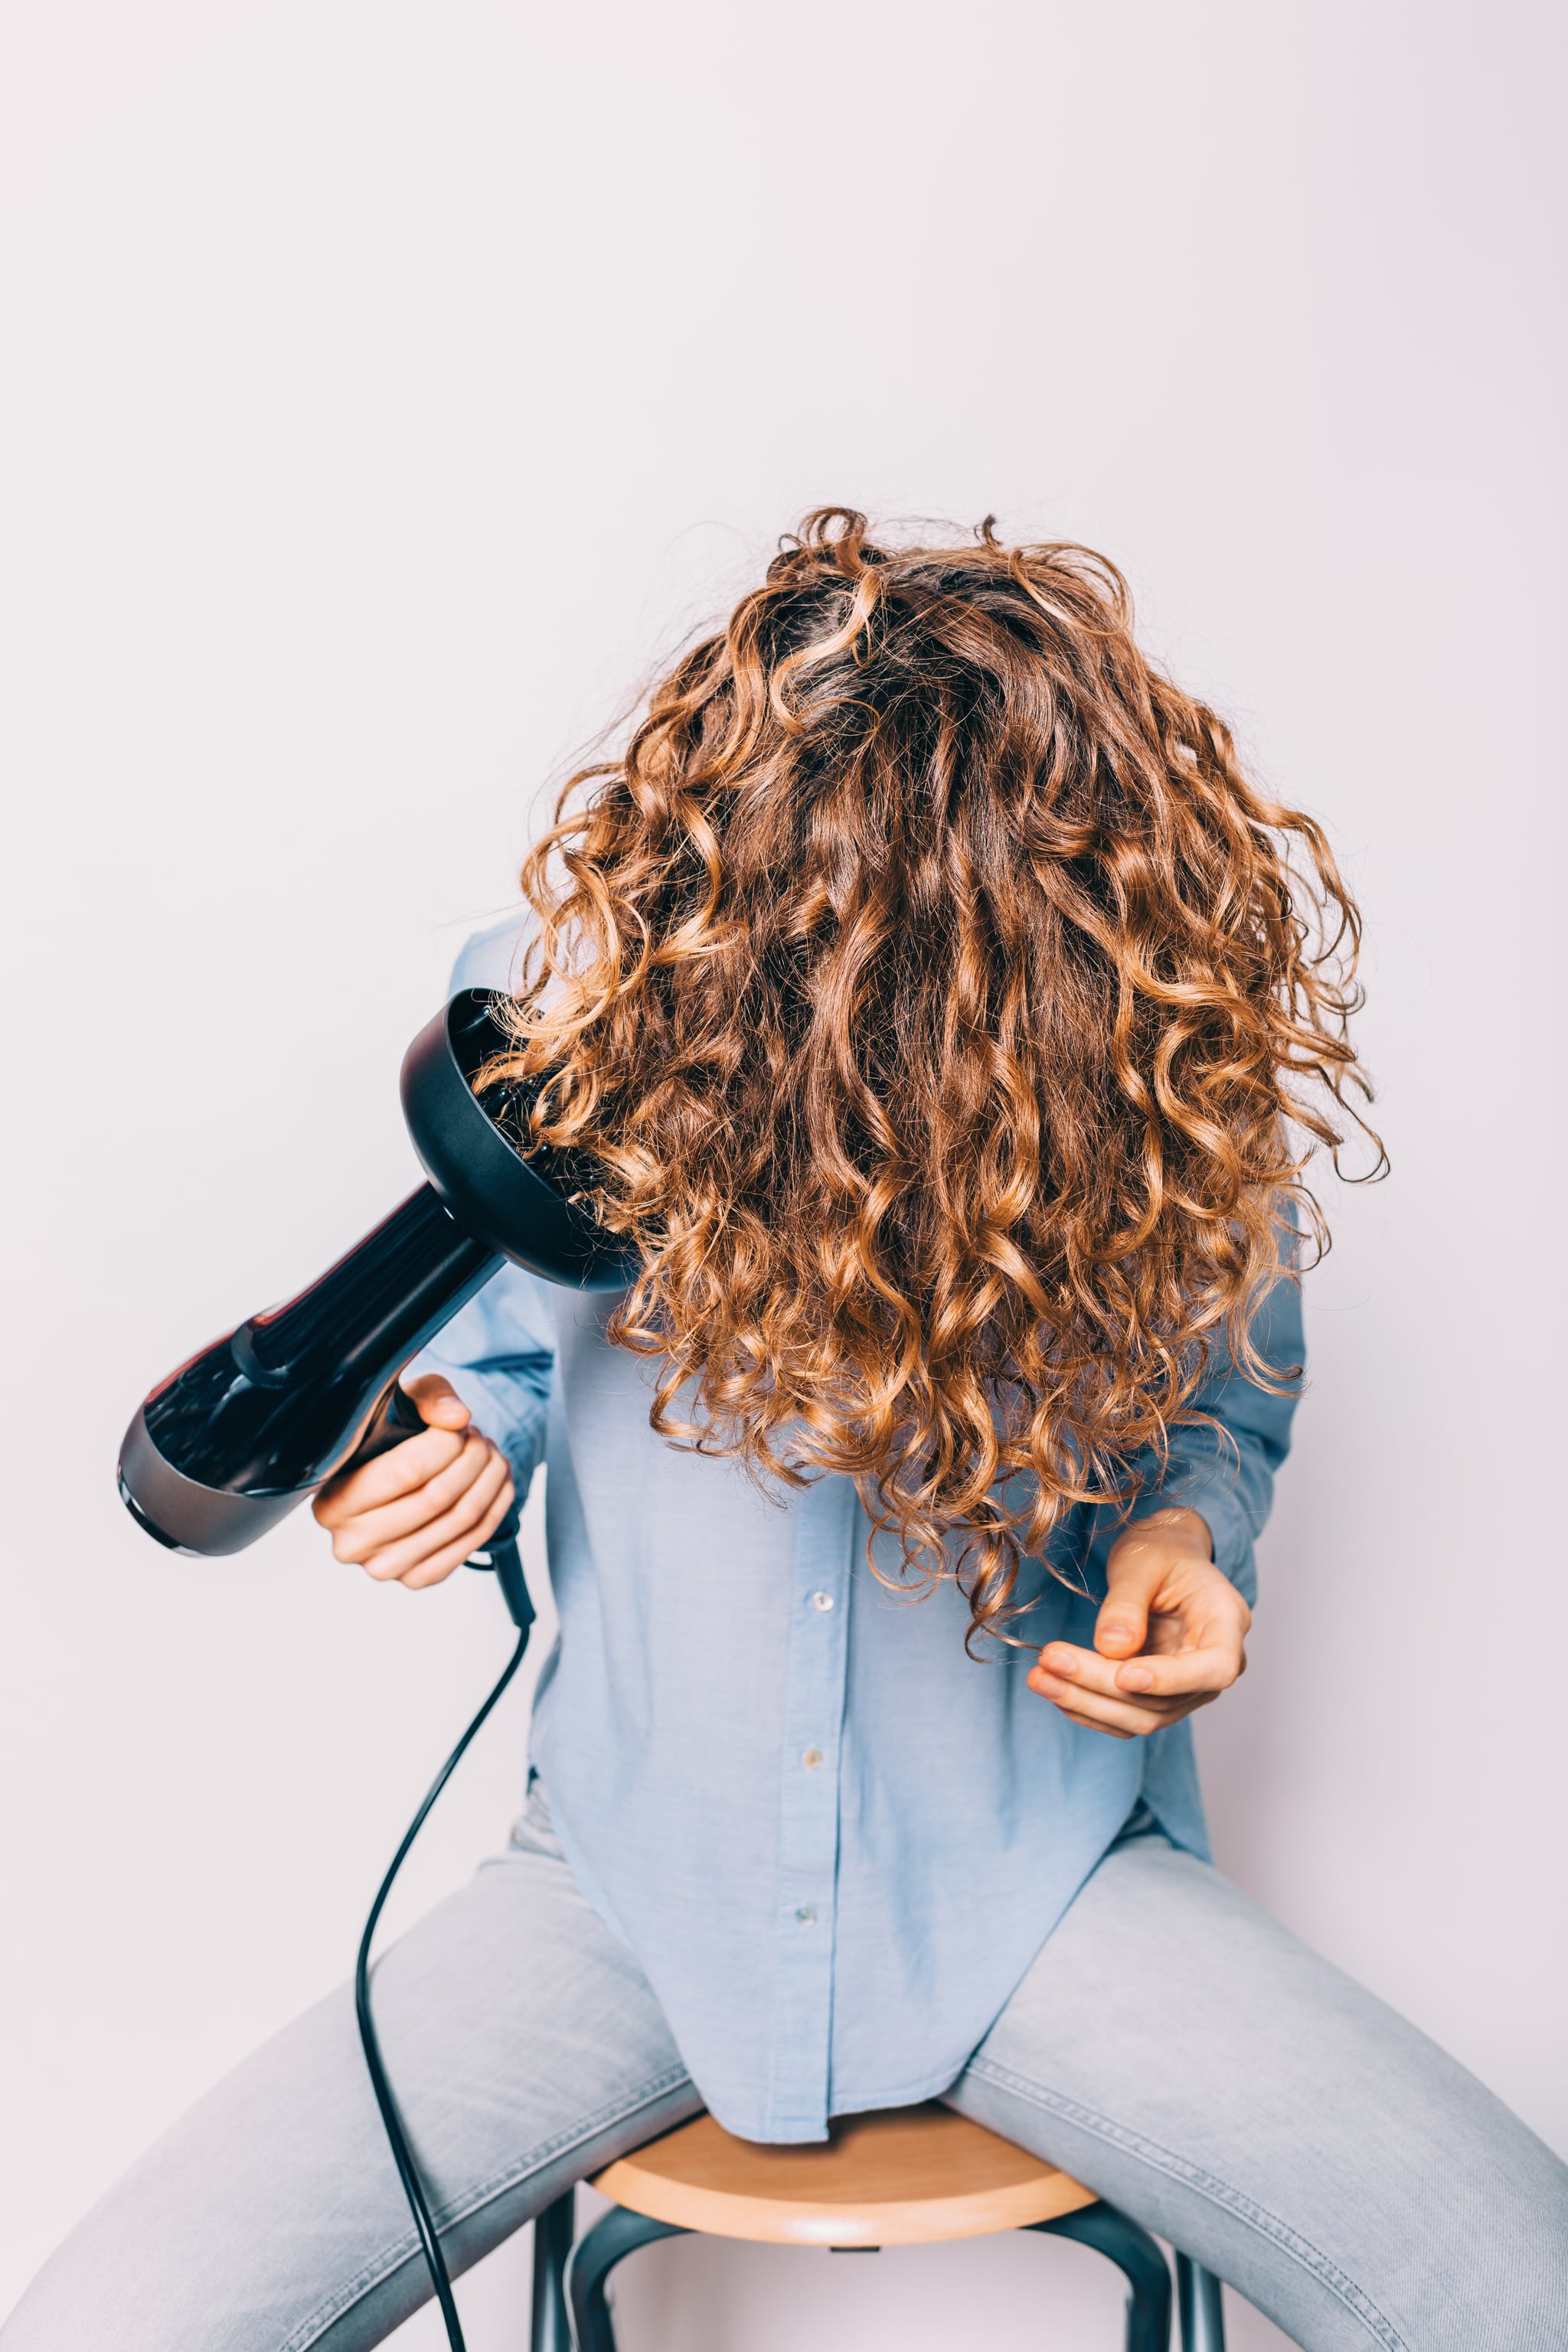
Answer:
1027 1508 1250 1739
312 1374 515 1591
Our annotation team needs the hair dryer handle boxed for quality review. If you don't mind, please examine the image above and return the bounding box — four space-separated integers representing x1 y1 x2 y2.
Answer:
353 1382 534 1633
467 1506 534 1633
351 1379 430 1465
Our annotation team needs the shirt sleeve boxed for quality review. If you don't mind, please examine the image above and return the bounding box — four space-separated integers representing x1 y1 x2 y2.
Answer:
403 911 556 1495
1121 1257 1305 1606
405 1261 557 1498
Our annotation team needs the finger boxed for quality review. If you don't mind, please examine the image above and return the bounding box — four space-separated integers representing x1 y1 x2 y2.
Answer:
383 1504 514 1594
1112 1638 1246 1698
402 1374 473 1432
328 1432 498 1562
1035 1640 1181 1702
314 1423 469 1527
1028 1665 1215 1736
341 1439 505 1571
1031 1660 1188 1720
329 1432 495 1560
1093 1545 1164 1658
1038 1635 1242 1705
391 1461 516 1589
358 1450 514 1584
399 1475 516 1590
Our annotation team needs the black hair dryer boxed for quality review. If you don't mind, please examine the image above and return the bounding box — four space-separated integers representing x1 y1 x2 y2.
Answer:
117 991 633 1627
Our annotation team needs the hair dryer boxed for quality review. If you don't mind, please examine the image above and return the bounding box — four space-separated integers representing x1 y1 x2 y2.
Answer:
117 988 635 1609
115 986 634 2352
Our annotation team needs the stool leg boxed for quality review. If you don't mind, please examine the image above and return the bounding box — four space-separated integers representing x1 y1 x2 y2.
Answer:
567 2206 689 2352
1175 2252 1227 2352
528 2188 575 2352
1031 2204 1172 2352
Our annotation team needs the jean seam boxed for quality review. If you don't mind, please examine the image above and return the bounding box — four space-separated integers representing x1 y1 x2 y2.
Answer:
967 2053 1410 2352
278 2060 694 2352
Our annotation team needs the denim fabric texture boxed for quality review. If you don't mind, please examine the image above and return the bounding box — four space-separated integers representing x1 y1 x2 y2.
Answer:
4 1794 1563 2352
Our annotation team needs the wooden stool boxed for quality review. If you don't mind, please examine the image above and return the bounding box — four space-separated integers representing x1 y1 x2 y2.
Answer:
526 2103 1227 2352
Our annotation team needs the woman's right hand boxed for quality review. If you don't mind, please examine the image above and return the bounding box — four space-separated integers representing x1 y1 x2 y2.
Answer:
312 1374 515 1590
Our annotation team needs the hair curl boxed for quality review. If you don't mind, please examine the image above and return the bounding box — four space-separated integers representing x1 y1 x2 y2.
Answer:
491 508 1380 1649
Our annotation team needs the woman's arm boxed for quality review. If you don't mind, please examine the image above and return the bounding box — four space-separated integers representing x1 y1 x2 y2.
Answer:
312 1263 557 1590
1125 1263 1305 1608
405 1263 558 1499
1029 1259 1304 1737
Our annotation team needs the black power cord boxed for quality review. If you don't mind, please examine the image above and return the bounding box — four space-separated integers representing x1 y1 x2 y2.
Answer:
354 1515 534 2352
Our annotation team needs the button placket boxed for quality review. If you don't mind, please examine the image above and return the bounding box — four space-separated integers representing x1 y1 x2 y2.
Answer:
762 1477 854 2137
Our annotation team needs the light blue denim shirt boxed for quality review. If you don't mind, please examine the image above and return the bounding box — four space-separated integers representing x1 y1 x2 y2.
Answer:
412 922 1303 2143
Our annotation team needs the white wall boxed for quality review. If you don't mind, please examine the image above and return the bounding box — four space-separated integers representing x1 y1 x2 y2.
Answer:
1 6 1562 2348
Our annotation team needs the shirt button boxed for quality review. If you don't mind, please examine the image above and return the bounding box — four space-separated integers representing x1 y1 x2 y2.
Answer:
803 1746 824 1769
810 1590 835 1612
795 1906 816 1926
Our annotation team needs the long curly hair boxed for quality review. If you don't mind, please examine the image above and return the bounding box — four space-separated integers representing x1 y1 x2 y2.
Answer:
492 508 1379 1648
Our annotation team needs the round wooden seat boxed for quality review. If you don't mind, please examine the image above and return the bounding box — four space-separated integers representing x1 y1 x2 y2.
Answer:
591 2101 1097 2249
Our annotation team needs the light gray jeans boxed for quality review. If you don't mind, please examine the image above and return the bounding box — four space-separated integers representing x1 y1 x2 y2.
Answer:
4 1792 1564 2352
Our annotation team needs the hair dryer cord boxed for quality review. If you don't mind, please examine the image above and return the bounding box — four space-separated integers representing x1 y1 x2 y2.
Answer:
353 1568 531 2352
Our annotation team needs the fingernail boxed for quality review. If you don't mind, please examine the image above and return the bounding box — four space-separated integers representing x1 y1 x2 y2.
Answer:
1045 1649 1076 1676
1119 1667 1154 1691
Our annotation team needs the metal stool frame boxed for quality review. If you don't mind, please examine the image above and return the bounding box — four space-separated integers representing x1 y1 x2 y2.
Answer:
532 2182 1230 2352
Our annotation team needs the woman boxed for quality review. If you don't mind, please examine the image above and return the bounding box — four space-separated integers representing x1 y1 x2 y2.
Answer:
7 511 1563 2348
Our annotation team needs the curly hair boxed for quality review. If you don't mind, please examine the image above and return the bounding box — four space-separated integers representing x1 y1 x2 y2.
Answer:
491 508 1379 1649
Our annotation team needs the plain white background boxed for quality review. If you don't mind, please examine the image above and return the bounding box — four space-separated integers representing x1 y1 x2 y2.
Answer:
2 5 1563 2347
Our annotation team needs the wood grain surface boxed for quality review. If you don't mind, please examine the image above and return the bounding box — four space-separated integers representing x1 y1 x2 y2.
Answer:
590 2102 1097 2246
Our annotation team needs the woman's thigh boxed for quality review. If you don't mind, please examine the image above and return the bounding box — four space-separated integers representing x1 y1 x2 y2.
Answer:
944 1832 1568 2352
0 1790 700 2352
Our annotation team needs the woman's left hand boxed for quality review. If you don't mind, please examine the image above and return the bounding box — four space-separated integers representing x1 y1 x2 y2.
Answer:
1026 1508 1250 1740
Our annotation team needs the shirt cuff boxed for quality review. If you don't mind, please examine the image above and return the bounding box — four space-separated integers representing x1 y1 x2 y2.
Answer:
1129 1471 1257 1606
